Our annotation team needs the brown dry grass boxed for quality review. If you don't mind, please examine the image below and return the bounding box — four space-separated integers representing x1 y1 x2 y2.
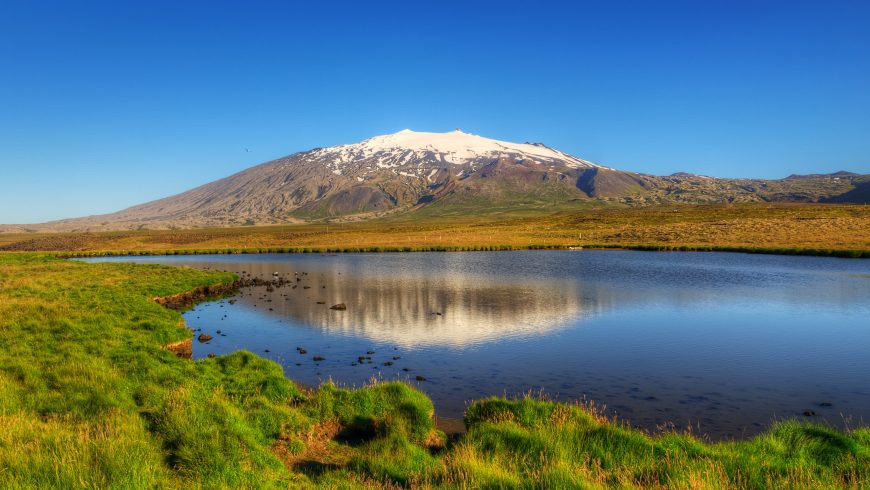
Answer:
0 203 867 254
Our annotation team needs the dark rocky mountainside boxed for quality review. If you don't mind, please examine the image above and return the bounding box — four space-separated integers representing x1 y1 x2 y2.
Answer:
3 130 867 232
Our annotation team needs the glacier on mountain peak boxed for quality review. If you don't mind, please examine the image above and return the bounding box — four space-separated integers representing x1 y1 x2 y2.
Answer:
304 129 602 170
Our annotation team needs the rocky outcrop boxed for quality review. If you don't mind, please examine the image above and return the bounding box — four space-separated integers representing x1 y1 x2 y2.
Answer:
153 281 243 310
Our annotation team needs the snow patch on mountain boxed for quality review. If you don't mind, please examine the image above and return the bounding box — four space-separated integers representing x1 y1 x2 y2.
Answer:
302 129 603 174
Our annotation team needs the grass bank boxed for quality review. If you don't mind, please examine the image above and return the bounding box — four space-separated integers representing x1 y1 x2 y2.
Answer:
0 253 867 488
56 243 869 258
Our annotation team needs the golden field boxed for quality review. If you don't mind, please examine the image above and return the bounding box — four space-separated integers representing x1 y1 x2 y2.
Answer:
0 203 867 256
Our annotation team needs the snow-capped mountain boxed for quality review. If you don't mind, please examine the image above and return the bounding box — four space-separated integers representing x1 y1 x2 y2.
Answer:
304 129 602 175
11 129 866 231
44 129 619 228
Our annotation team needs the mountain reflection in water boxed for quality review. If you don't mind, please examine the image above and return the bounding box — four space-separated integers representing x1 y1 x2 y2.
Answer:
230 260 602 348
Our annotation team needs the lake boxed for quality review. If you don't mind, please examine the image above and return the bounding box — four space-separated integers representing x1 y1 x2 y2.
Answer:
84 250 870 439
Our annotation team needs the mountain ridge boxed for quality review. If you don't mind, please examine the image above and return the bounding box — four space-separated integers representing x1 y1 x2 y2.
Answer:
2 129 868 232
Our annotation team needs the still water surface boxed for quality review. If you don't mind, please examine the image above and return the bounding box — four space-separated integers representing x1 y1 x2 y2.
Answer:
85 251 870 439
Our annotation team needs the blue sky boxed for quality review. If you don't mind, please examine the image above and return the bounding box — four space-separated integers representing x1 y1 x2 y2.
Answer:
1 1 869 223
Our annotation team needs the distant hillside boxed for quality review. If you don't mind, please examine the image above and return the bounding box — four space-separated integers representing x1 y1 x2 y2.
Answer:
822 179 870 204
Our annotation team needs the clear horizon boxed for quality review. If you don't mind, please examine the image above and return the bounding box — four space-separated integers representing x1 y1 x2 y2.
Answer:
1 1 869 224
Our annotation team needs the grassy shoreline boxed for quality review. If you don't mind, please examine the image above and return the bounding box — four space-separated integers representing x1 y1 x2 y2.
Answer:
57 243 869 258
0 252 868 488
